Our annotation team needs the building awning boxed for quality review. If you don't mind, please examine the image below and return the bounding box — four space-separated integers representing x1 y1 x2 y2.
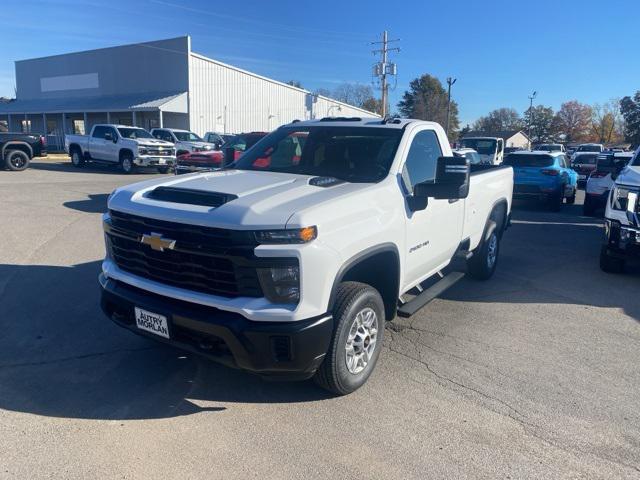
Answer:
0 91 187 114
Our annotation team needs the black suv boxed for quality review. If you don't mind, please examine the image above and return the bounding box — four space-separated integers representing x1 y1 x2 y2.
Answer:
1 132 47 171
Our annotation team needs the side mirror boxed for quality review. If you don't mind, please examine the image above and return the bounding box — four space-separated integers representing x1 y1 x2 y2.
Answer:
104 132 112 141
409 156 470 211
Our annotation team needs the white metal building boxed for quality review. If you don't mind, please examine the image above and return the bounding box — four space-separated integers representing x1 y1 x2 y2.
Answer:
0 36 378 150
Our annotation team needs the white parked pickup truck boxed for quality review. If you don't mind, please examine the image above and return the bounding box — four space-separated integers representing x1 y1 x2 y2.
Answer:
150 128 218 157
100 118 514 394
65 125 176 174
600 148 640 273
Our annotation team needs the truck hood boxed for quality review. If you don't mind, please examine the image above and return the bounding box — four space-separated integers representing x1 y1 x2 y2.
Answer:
108 169 372 229
137 139 174 148
615 165 640 187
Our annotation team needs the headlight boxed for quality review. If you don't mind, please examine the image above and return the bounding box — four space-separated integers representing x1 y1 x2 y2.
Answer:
612 186 630 210
139 148 148 155
257 265 300 303
255 226 317 244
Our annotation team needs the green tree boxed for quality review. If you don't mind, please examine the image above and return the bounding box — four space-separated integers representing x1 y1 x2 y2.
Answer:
553 101 592 143
397 74 459 140
620 92 640 147
524 105 556 143
473 108 523 132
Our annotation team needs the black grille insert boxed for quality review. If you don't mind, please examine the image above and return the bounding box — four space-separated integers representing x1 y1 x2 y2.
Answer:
106 210 262 298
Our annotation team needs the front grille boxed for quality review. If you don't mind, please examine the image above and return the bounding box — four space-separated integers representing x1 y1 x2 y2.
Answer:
106 210 262 298
145 148 173 156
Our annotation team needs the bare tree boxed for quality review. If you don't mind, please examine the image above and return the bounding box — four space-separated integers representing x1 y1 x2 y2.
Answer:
553 101 592 142
591 99 623 144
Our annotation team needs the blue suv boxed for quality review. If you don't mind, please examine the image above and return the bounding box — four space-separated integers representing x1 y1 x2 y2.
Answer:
504 151 578 211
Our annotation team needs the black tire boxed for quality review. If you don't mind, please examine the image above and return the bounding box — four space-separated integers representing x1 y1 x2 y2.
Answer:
566 189 576 204
583 196 596 216
467 221 500 280
4 150 30 171
70 148 85 168
549 188 563 211
599 247 624 273
314 282 385 395
157 166 170 174
120 152 134 174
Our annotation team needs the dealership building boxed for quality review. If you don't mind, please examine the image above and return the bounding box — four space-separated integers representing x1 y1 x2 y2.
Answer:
0 36 376 150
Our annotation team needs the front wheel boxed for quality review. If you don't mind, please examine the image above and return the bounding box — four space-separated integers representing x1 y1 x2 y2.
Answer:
120 154 134 174
600 247 624 273
467 222 500 280
314 282 385 395
4 150 30 171
549 188 563 211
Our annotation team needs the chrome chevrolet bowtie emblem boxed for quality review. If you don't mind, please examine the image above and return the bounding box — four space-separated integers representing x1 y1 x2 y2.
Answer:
140 232 176 252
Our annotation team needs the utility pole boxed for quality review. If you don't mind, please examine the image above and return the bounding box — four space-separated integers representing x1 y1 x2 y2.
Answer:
527 91 537 149
445 77 457 137
372 31 399 117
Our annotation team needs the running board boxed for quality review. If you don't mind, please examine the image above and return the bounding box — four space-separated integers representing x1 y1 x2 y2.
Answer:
397 271 465 317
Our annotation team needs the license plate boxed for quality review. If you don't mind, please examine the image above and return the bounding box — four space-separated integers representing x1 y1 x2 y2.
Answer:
135 307 170 338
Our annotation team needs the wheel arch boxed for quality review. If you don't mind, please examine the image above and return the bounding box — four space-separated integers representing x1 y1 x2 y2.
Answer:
2 141 33 159
328 243 401 321
119 148 134 160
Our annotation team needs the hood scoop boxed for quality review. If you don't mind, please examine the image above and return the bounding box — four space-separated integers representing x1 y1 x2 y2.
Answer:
308 176 345 188
146 186 237 208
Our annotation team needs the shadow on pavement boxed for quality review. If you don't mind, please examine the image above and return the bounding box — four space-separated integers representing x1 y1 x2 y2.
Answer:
0 261 331 422
64 193 110 214
444 206 640 322
30 160 162 176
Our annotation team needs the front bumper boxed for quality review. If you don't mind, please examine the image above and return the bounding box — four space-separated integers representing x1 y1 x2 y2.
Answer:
100 274 333 380
603 219 640 259
134 155 176 167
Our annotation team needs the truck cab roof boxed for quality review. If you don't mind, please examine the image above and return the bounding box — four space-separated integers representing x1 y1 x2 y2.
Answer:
282 117 429 130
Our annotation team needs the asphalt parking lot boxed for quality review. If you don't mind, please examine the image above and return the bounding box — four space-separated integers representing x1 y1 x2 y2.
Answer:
1 158 639 479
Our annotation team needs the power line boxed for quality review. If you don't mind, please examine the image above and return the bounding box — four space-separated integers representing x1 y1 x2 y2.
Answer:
371 31 399 117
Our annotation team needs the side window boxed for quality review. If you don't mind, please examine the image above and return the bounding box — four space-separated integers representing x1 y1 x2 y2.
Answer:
107 127 118 139
403 129 442 189
152 129 162 139
92 126 106 138
558 155 567 168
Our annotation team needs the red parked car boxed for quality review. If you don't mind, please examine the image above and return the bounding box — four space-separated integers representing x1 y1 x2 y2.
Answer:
175 132 268 175
571 152 599 185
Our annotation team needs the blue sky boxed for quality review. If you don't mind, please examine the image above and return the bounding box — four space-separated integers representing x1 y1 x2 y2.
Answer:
1 0 638 125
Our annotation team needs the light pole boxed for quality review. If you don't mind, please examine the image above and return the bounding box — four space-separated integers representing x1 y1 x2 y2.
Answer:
446 77 457 138
527 91 537 149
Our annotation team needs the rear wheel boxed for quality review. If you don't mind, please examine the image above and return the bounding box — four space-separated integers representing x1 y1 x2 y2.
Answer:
600 246 624 273
467 221 500 280
314 282 385 395
70 149 85 168
566 187 576 204
4 150 30 171
549 188 563 211
120 153 134 174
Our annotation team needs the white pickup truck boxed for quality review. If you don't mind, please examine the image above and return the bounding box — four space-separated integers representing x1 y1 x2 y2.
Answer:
600 148 640 273
150 128 218 157
100 118 514 394
65 125 176 174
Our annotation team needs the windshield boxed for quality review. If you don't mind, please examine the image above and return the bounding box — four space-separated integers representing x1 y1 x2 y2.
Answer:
117 128 153 139
461 138 497 155
504 154 554 167
174 131 203 142
578 145 601 152
234 126 403 183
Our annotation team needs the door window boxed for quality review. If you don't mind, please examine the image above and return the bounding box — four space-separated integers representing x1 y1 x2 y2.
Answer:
92 126 107 138
403 129 442 190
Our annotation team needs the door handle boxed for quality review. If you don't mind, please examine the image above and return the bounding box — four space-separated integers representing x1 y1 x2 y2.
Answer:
448 199 459 204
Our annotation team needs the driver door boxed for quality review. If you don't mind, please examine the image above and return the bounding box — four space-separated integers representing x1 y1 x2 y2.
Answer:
402 128 465 287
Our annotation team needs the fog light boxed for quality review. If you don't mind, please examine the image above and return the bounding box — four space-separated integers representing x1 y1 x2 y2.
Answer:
257 266 300 304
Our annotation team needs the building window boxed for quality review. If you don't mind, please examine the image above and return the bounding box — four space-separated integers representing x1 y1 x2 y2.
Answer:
0 120 7 132
118 118 132 126
73 120 85 135
21 120 31 133
46 119 58 135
